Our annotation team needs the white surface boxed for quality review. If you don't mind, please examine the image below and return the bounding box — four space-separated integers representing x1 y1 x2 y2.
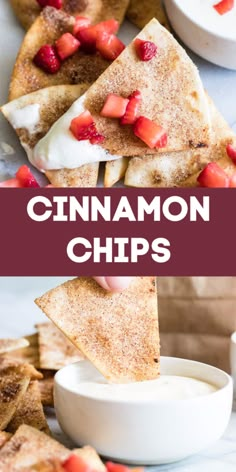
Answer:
0 276 236 470
165 0 236 70
1 0 236 182
55 358 232 464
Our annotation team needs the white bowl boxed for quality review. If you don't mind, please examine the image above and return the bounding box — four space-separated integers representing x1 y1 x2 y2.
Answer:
164 0 236 70
54 357 233 465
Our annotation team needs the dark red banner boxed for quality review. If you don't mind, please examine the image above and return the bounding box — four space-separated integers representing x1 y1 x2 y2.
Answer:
0 188 234 276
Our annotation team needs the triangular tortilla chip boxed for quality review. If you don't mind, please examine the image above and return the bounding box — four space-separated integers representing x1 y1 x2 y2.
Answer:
1 84 99 187
0 432 12 450
10 0 129 30
124 96 236 187
7 381 50 435
0 425 105 471
127 0 170 30
35 277 160 383
84 19 211 156
36 322 84 370
0 338 29 355
0 364 31 431
38 371 55 407
6 333 40 369
104 157 130 187
8 7 109 101
0 425 68 471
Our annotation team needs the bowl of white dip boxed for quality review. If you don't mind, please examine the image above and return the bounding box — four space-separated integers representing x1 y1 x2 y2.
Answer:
164 0 236 69
54 357 233 464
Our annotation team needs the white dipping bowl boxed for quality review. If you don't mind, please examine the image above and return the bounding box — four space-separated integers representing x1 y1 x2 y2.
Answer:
164 0 236 70
54 357 233 465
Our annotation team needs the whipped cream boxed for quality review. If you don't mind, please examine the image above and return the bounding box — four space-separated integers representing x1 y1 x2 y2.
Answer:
177 0 236 39
8 104 40 133
75 371 217 401
30 94 121 172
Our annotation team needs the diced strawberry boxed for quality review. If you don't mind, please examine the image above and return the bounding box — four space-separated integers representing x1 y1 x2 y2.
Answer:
0 178 23 188
33 44 61 74
213 0 234 15
95 19 119 35
96 32 125 61
76 26 98 53
37 0 62 9
106 462 130 472
197 162 229 188
101 94 129 118
16 165 40 188
229 173 236 187
120 90 142 125
133 116 167 149
70 111 105 144
55 33 80 61
134 38 158 61
73 16 91 36
226 143 236 164
63 455 92 472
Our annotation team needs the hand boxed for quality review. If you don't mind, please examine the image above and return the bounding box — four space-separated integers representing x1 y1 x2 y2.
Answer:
93 276 133 292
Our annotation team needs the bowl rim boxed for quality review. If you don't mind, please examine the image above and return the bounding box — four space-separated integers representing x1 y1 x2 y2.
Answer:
165 0 236 42
55 356 233 406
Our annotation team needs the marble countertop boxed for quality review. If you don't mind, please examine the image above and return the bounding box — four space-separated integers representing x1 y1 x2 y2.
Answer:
0 276 236 471
1 0 236 183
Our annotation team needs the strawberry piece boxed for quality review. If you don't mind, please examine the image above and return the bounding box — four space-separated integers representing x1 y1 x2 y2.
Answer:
226 143 236 164
73 16 91 36
197 163 229 188
95 19 119 35
55 33 80 60
37 0 62 8
213 0 234 15
16 165 40 188
230 173 236 187
33 44 61 74
96 32 125 61
70 111 105 144
106 463 131 472
76 26 98 53
133 116 167 149
63 455 92 472
0 178 23 188
101 94 129 118
134 38 158 61
120 90 142 125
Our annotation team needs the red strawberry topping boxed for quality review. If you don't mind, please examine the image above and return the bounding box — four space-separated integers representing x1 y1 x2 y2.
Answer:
70 111 105 144
73 16 91 36
33 44 61 74
101 94 129 118
95 19 119 35
0 178 23 188
134 38 158 61
120 90 142 125
76 27 98 53
55 33 80 60
213 0 234 15
229 173 236 187
37 0 62 9
197 163 229 187
226 143 236 164
16 165 40 188
133 116 167 149
96 32 125 60
63 455 92 472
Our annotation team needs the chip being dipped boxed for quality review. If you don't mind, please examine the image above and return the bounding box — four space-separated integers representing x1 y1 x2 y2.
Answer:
35 277 159 383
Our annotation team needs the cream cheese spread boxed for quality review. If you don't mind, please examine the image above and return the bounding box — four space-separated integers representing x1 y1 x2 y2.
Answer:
8 104 40 134
177 0 236 39
30 94 121 172
75 372 217 401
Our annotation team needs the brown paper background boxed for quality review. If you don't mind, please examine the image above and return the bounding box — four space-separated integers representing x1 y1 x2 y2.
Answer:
158 277 236 373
